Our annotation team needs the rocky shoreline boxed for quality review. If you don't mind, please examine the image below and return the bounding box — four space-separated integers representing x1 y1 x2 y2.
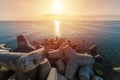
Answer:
0 35 119 80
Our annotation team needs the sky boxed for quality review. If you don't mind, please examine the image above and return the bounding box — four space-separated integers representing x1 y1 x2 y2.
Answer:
0 0 120 20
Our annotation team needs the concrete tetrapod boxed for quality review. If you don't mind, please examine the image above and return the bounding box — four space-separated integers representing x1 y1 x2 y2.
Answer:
47 68 57 80
48 43 66 60
0 48 44 73
7 48 44 80
38 58 52 80
57 73 67 80
78 65 95 80
55 59 65 74
14 35 36 52
0 44 12 51
63 45 94 80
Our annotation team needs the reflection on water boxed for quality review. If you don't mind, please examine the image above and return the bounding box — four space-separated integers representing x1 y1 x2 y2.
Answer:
54 20 61 37
0 21 120 66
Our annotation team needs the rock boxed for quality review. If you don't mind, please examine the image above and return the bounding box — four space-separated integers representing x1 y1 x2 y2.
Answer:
14 35 36 52
78 65 95 80
47 68 57 80
57 73 67 80
38 58 51 80
55 59 65 74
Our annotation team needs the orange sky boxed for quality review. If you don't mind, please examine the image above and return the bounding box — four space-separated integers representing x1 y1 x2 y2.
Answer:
0 0 120 20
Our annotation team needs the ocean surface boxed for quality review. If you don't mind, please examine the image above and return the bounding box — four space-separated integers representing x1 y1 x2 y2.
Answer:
0 21 120 66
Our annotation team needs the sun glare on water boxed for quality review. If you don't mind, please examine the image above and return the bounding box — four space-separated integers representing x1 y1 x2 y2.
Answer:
54 20 61 37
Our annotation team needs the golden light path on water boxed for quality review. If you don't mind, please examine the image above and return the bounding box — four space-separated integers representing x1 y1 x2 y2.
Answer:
54 20 61 37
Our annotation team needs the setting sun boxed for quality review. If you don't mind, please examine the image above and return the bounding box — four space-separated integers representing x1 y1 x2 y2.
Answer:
52 1 64 14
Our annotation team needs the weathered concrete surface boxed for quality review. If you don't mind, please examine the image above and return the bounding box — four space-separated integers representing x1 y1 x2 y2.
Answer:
14 35 36 52
63 45 94 80
38 58 51 80
65 59 78 80
63 45 94 65
0 48 44 73
55 59 65 74
78 65 95 80
48 43 66 60
47 68 57 80
0 44 11 51
57 73 67 80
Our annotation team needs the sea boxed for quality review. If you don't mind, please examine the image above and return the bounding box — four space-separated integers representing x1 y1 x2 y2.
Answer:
0 20 120 66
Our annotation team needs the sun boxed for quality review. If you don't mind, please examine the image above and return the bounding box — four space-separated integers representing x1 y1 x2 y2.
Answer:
52 1 63 14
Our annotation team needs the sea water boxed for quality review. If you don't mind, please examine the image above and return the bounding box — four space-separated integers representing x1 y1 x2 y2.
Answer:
0 21 120 66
